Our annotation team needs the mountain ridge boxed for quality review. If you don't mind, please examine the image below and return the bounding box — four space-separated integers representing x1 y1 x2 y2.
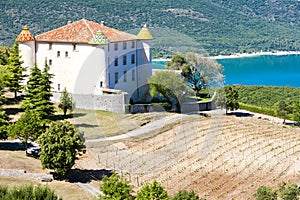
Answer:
1 0 300 56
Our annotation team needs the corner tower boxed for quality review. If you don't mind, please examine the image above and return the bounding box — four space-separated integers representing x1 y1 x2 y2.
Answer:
136 24 153 100
16 25 35 70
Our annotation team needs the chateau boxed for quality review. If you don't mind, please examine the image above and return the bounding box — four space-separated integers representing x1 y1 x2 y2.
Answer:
16 19 153 111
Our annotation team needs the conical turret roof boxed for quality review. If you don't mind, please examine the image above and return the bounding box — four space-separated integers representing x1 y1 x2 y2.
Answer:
89 29 110 45
137 24 153 40
16 25 35 42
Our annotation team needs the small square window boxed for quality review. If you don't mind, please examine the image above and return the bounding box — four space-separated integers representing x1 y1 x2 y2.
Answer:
123 42 127 50
123 55 127 65
114 43 118 51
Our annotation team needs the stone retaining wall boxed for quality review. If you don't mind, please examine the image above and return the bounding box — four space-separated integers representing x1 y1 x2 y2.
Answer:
0 169 53 182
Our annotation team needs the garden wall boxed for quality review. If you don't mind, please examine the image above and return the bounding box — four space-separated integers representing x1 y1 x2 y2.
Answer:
52 93 129 113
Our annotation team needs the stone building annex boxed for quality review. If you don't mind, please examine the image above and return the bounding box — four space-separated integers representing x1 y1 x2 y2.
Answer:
16 19 153 112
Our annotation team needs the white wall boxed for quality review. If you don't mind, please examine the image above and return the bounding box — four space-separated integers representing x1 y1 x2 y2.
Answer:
19 41 35 81
36 42 108 94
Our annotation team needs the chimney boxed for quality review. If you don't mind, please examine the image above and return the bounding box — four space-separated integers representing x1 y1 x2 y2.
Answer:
67 21 72 25
100 21 105 26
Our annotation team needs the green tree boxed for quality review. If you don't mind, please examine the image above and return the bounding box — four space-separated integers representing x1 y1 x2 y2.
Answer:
58 87 75 116
215 86 239 114
183 53 224 92
274 100 293 124
9 109 43 151
279 184 300 200
172 190 199 200
6 42 25 98
136 180 168 200
0 184 61 200
0 67 9 140
37 61 55 118
0 46 10 65
38 121 85 176
148 71 193 110
166 54 186 70
293 100 300 124
22 62 54 119
254 186 277 200
99 173 134 200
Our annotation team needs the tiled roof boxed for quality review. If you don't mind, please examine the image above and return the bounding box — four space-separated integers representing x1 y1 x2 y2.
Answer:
89 30 110 45
35 19 137 43
137 24 153 40
16 25 35 42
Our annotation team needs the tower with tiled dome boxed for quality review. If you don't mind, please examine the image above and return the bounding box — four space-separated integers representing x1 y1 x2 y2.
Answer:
16 19 153 108
16 25 35 71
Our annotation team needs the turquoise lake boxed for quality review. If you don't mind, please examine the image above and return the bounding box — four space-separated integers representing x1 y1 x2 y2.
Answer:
152 55 300 87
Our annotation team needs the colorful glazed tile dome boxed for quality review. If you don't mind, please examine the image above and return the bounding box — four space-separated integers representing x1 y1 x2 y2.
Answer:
137 24 153 40
16 25 35 42
89 29 110 45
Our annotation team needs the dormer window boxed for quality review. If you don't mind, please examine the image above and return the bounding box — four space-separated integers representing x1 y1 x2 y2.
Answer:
57 51 60 57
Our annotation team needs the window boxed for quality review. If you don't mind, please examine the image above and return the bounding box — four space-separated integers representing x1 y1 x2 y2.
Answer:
49 43 52 50
132 69 135 81
65 51 68 58
114 57 118 66
108 58 110 67
114 43 118 51
57 51 60 57
100 81 103 88
131 41 135 48
73 44 76 51
114 72 118 84
131 54 135 64
58 84 60 91
49 59 52 66
123 70 127 82
123 55 127 65
107 44 110 52
108 73 110 86
123 42 127 50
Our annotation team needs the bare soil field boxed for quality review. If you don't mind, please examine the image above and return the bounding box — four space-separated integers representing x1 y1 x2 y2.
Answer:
0 150 95 200
86 113 300 199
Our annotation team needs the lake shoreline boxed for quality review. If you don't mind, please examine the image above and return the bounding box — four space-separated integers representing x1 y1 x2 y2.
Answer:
153 51 300 61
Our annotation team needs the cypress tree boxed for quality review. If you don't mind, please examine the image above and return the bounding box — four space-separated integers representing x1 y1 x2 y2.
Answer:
22 61 54 119
6 42 25 98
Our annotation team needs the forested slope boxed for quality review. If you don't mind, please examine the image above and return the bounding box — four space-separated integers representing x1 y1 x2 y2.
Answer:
1 0 300 56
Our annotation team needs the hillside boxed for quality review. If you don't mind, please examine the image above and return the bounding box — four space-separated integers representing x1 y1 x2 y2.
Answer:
1 0 300 56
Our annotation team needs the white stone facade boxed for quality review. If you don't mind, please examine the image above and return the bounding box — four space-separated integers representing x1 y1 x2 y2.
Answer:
17 20 153 103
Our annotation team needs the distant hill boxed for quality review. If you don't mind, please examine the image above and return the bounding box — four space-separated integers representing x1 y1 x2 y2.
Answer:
1 0 300 56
